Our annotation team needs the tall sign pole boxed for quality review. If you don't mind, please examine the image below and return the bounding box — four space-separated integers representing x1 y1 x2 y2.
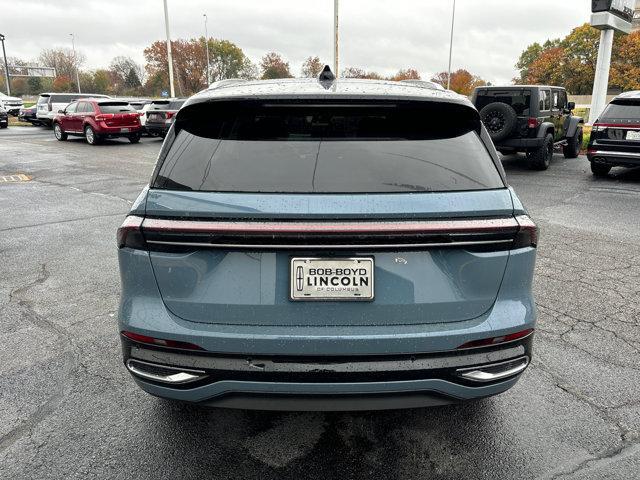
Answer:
0 34 10 96
163 0 176 98
70 34 81 94
589 0 634 123
447 0 456 90
333 0 339 77
203 14 210 85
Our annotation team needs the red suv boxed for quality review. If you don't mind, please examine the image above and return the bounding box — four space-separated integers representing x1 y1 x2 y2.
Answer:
53 99 142 145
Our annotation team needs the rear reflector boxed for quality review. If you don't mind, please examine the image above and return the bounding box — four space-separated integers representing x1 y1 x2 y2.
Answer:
121 331 204 351
457 329 534 350
117 215 147 249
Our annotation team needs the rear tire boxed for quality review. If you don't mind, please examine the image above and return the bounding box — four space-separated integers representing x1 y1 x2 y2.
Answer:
563 128 583 159
591 163 611 177
85 125 100 145
53 123 67 141
128 134 141 144
527 134 553 170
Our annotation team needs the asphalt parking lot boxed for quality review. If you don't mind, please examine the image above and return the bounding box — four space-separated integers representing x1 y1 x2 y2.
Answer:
1 125 639 480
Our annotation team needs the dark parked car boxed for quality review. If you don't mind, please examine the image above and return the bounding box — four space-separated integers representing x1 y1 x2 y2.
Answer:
117 72 538 411
472 85 584 170
18 105 43 126
0 106 8 128
53 99 142 145
588 91 640 177
145 99 186 137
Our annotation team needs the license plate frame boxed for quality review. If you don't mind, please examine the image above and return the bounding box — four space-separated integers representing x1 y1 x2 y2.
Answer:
290 257 374 302
626 130 640 141
120 128 130 133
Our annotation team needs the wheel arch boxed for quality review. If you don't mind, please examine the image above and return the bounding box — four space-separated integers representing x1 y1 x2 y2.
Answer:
565 117 584 138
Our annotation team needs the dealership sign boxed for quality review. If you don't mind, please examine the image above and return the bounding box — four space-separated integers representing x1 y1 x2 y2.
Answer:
592 0 635 23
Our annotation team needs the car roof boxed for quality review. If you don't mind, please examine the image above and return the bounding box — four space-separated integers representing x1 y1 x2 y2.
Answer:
186 78 472 109
475 85 564 91
614 90 640 100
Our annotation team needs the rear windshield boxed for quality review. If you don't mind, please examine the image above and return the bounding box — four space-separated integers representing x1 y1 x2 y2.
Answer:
600 100 640 122
168 100 185 110
475 90 532 116
153 102 503 194
149 101 169 110
98 102 135 113
50 94 77 103
37 95 51 104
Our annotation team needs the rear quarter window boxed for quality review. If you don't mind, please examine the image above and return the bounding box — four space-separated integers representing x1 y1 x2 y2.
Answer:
152 101 504 194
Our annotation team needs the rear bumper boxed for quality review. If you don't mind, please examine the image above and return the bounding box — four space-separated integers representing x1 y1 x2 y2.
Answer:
587 148 640 167
122 336 532 410
95 124 142 136
495 137 545 150
145 123 170 136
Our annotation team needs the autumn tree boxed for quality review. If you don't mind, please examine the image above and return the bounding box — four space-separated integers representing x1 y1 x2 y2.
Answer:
301 56 324 78
431 69 487 95
611 31 640 90
206 39 257 81
39 48 85 82
52 75 73 92
389 68 421 81
525 47 566 86
341 67 383 79
145 39 208 95
260 52 293 79
109 56 144 93
515 39 560 83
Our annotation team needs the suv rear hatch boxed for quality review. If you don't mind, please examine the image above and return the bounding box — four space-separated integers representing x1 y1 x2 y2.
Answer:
475 88 533 138
593 99 640 149
96 101 140 128
146 100 185 124
136 99 525 327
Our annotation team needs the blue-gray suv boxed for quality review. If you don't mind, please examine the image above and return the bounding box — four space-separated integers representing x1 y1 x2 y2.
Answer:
117 72 538 411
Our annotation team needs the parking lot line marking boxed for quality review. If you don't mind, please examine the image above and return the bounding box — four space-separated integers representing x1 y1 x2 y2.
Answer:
0 174 32 183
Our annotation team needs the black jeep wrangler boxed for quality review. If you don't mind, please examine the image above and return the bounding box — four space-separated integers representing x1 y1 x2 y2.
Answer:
471 86 584 170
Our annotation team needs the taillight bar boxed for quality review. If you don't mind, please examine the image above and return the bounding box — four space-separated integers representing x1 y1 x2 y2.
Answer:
592 123 640 129
117 215 147 249
141 217 520 235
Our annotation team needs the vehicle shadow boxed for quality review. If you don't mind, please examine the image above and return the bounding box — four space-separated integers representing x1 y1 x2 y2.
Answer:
137 397 504 479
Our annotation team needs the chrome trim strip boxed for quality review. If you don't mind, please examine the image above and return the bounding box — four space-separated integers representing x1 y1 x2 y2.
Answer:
590 150 640 158
126 359 206 384
130 345 526 373
146 239 513 250
456 357 529 383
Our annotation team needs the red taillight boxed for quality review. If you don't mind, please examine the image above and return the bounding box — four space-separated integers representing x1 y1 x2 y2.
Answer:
165 111 175 119
95 113 114 121
513 215 538 248
121 331 204 350
457 329 534 350
528 117 540 129
117 215 147 249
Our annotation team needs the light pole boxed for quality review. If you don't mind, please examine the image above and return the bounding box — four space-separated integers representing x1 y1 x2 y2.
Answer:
0 33 10 96
203 13 211 85
70 34 81 93
163 0 176 97
447 0 456 90
333 0 339 76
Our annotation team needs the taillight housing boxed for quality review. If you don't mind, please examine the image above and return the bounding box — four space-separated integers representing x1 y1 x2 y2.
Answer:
117 215 147 250
121 331 204 350
513 215 538 248
95 113 115 121
165 111 175 119
527 117 540 129
457 329 534 350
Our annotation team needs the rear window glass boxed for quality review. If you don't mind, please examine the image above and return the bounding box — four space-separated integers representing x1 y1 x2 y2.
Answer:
37 95 51 104
153 102 504 193
98 102 134 113
475 90 531 116
600 101 640 121
51 94 77 103
149 101 169 110
168 100 185 110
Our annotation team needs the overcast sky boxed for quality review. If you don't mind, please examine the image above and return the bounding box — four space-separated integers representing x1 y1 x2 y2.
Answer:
2 0 592 83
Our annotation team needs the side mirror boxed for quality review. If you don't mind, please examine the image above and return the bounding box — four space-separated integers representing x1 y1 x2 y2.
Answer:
567 101 575 111
58 109 65 114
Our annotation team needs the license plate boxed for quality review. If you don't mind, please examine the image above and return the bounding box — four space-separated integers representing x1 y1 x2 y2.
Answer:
626 131 640 141
290 258 374 301
120 128 130 133
148 114 161 121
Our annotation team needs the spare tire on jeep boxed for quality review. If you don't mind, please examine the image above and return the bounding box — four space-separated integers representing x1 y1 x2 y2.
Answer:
480 102 518 142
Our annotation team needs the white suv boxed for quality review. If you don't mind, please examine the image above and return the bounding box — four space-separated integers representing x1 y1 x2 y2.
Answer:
36 92 110 126
0 92 24 115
